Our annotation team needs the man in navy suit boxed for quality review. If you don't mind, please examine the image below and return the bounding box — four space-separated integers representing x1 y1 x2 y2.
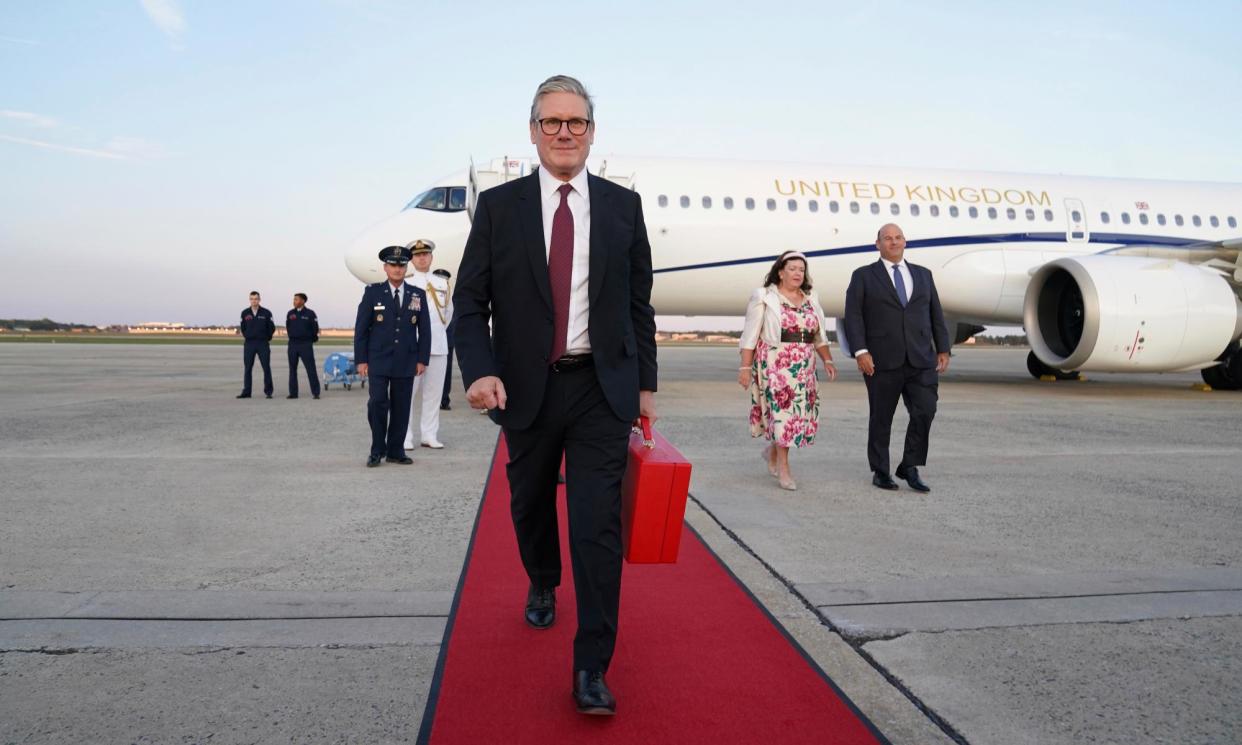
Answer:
454 75 658 715
844 223 951 492
354 245 431 468
237 291 275 399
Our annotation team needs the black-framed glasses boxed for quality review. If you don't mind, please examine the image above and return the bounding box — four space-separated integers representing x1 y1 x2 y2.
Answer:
536 117 591 136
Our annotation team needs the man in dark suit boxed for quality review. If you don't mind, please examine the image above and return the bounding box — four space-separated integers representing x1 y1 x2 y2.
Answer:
285 292 320 399
237 291 275 399
844 223 950 492
454 74 658 716
354 245 431 468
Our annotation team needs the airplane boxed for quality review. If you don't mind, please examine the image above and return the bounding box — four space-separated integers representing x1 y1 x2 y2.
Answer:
344 156 1242 390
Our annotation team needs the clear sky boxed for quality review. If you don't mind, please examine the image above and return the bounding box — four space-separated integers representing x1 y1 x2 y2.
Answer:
3 1 1241 328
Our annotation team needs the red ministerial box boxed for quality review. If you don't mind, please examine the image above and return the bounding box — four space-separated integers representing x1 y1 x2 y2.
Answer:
621 419 692 564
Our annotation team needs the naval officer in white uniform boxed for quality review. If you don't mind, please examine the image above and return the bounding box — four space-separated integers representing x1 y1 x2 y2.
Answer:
403 239 453 449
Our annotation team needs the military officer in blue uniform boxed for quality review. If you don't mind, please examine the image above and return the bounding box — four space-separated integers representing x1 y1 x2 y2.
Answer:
237 290 275 399
354 245 431 467
286 292 321 399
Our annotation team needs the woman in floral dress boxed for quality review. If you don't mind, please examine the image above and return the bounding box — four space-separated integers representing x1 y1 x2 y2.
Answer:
738 251 837 490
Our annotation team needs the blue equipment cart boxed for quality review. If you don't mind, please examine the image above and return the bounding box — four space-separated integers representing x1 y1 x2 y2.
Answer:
323 351 365 391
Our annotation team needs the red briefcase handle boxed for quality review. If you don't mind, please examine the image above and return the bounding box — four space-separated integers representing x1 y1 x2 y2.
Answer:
631 416 654 449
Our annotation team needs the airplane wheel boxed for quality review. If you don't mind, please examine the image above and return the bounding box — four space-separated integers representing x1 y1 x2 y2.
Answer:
1026 351 1080 380
1201 343 1242 390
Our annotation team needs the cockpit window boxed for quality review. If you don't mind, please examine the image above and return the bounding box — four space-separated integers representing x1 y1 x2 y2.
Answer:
404 186 468 213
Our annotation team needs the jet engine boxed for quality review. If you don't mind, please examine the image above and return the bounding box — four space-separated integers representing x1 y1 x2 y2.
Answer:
1023 255 1242 373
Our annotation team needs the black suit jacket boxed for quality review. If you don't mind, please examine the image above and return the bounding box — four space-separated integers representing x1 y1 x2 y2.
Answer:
844 259 950 371
453 171 658 430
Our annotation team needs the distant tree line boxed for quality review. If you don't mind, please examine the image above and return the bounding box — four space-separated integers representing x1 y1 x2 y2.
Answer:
0 318 96 331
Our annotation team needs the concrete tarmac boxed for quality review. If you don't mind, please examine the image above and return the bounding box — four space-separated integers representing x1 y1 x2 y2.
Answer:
1 343 1239 743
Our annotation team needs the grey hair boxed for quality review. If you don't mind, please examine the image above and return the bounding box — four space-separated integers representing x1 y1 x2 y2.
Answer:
529 75 594 122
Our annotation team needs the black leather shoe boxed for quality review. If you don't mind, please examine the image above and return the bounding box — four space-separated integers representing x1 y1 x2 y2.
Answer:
440 403 450 411
366 455 382 468
236 393 251 399
872 471 899 490
573 670 616 715
385 455 414 465
313 394 320 399
264 394 273 399
895 464 931 492
525 585 555 629
286 395 298 399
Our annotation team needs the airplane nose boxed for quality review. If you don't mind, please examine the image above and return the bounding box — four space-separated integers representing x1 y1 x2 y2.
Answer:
343 209 472 285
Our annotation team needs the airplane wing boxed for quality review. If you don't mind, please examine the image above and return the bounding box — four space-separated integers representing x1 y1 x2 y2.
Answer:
1104 237 1242 286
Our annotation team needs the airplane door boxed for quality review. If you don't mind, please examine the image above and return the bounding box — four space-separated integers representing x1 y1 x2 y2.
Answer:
466 159 478 222
1064 198 1089 243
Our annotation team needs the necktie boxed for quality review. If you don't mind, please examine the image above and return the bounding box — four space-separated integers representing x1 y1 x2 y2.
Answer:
547 183 574 363
893 265 908 307
394 287 401 307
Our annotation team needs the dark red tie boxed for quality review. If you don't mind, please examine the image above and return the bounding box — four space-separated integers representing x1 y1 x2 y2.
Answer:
547 183 574 363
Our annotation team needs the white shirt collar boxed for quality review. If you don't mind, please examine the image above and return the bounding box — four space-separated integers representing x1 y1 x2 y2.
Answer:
881 257 907 271
538 164 589 202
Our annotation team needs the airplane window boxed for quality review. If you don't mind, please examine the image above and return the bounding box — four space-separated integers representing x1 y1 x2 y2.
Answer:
869 202 880 215
987 207 998 219
1139 213 1149 225
1071 210 1082 222
1157 214 1166 225
767 199 777 211
1229 217 1237 228
724 197 734 210
1121 213 1130 224
890 203 900 216
1100 212 1110 224
406 188 447 211
808 200 819 213
658 195 668 208
1044 209 1054 221
929 204 940 217
850 201 860 214
746 198 755 210
1025 208 1035 221
1193 215 1202 226
1175 214 1184 226
680 196 690 208
949 205 960 218
909 204 920 217
702 196 712 209
449 188 467 210
787 199 797 211
1210 216 1219 227
969 206 979 218
829 200 840 213
1006 208 1016 220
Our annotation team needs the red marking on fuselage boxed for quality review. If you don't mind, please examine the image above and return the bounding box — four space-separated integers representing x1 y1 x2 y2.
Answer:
1128 329 1141 360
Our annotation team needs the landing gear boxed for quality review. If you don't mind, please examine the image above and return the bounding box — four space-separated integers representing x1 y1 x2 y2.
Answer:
1026 351 1081 381
1201 343 1242 390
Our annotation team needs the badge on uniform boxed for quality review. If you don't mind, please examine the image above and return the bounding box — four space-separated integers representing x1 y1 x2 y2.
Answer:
289 313 296 320
377 314 384 322
410 296 421 312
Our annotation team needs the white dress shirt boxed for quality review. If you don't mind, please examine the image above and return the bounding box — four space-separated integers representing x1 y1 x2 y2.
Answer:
406 268 452 355
856 258 914 357
538 165 591 355
388 281 403 308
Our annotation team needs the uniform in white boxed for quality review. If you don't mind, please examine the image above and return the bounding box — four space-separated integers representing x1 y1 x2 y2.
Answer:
404 267 452 448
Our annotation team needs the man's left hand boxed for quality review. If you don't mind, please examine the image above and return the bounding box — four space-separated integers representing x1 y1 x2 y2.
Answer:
416 363 426 376
936 352 951 373
639 390 658 426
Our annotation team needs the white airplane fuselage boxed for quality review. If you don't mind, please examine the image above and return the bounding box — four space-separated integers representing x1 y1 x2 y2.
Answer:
346 156 1242 381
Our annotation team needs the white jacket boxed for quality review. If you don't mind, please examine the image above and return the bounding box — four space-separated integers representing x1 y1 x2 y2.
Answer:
408 269 453 356
739 286 830 350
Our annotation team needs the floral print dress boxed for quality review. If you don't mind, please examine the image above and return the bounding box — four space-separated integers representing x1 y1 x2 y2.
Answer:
749 299 821 448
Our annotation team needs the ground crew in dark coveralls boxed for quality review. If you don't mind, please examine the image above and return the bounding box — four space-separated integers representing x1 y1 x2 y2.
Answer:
286 292 321 399
354 245 431 467
237 290 275 399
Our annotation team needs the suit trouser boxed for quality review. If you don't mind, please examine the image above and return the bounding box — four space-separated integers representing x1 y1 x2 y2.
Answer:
242 341 273 396
441 345 454 407
405 354 448 446
367 374 415 458
863 362 938 474
287 341 320 397
502 367 630 673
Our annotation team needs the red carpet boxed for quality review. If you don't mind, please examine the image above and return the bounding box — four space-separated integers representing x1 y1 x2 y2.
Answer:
418 435 888 744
